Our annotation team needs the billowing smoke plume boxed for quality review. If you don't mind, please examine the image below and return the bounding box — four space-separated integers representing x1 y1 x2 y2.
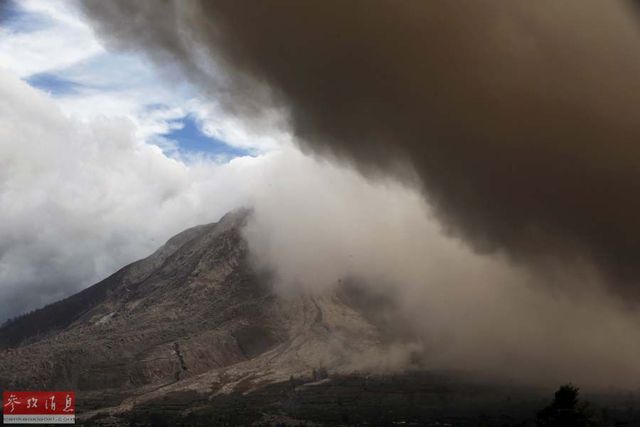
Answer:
243 149 640 388
74 0 640 388
80 0 640 297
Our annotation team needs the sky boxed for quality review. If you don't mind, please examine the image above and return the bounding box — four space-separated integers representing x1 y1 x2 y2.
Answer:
3 0 640 388
0 0 275 159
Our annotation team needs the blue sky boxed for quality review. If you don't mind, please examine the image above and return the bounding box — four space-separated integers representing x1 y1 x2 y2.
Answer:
26 71 83 96
164 114 251 158
1 0 53 33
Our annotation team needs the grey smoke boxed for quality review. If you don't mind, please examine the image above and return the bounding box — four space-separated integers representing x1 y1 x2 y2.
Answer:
54 0 640 387
80 0 640 298
243 148 640 388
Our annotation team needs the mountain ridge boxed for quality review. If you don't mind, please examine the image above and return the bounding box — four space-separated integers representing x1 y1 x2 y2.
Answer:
0 208 390 420
0 213 234 350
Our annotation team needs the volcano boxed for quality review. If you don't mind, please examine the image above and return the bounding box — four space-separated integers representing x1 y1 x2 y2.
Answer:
0 210 413 424
3 210 630 426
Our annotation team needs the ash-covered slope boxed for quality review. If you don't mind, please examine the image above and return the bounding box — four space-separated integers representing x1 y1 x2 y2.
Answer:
0 209 385 408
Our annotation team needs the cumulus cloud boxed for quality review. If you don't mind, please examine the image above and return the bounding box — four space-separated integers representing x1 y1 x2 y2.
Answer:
0 70 261 320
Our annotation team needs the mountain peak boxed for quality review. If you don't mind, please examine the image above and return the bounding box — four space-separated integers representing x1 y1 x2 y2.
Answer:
0 208 251 350
0 209 386 418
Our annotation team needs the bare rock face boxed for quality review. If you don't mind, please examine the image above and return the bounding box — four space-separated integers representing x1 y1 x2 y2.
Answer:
0 209 389 418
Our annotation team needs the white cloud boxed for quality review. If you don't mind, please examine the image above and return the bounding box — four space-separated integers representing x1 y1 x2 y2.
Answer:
0 70 266 319
188 98 293 153
0 0 281 157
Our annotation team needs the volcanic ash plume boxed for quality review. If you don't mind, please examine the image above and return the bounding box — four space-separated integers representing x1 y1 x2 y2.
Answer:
81 0 640 297
77 0 640 387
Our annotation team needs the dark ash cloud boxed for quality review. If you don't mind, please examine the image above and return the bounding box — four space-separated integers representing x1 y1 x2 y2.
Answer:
81 0 640 296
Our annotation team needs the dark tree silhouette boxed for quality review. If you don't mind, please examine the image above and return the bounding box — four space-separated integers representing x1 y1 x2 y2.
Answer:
536 384 601 427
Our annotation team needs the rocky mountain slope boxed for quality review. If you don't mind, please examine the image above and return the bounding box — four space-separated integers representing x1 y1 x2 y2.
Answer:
0 209 395 421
